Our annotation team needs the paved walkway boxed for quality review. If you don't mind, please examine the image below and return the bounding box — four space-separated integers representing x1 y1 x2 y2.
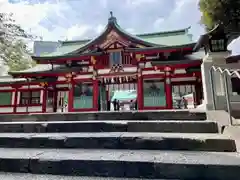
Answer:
0 173 167 180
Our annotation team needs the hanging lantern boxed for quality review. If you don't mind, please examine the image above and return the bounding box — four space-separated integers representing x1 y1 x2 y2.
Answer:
91 56 97 65
208 24 227 52
136 54 144 61
164 66 171 72
66 60 72 67
39 82 48 88
65 73 72 83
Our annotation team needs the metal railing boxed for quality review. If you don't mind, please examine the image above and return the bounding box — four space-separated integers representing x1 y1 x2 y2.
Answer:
209 66 240 125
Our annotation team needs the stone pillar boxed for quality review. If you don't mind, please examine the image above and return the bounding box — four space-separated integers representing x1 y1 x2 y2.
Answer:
201 55 214 110
201 52 231 110
214 71 225 95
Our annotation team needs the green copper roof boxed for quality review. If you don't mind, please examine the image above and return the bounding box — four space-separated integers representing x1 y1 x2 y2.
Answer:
37 13 193 58
40 41 87 57
138 28 193 46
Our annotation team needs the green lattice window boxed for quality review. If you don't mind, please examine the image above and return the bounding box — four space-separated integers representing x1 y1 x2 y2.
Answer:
0 92 12 106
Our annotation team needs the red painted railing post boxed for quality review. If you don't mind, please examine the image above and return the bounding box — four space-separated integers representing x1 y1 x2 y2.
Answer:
68 81 74 112
137 70 144 110
165 68 173 109
13 88 18 113
42 87 47 113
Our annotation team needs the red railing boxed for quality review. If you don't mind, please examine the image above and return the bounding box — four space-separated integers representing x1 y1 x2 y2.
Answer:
96 53 135 69
96 54 109 69
122 53 133 65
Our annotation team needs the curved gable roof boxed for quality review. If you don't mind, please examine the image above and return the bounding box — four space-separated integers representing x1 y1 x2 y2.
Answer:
69 13 161 54
35 12 193 58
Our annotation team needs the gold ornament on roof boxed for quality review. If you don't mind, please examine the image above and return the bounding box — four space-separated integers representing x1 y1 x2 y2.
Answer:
40 82 48 87
136 44 145 48
136 54 144 61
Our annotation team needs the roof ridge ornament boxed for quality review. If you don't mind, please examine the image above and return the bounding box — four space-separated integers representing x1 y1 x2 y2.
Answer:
108 11 117 23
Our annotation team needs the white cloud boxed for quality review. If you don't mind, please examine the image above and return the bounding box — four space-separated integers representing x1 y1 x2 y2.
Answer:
126 28 136 34
96 24 105 34
66 24 91 40
2 0 239 56
126 0 157 6
0 0 69 41
154 18 165 29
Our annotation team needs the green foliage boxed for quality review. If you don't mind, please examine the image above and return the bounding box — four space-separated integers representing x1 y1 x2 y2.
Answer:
0 40 33 71
199 0 240 32
0 12 35 72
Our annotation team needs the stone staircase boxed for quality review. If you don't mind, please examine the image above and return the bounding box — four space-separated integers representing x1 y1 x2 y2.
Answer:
0 110 239 179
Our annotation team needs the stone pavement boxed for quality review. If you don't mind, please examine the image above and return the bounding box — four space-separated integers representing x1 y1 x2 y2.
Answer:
0 173 167 180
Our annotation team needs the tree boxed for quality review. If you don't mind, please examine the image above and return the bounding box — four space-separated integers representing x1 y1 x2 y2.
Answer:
199 0 240 32
0 12 34 72
0 40 33 71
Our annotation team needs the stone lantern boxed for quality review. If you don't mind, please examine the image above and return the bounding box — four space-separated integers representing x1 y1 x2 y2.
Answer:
208 25 228 52
194 24 229 53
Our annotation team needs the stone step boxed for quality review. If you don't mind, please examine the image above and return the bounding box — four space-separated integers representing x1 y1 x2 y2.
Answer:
0 120 218 133
0 132 235 152
0 110 206 122
0 148 239 179
0 173 168 180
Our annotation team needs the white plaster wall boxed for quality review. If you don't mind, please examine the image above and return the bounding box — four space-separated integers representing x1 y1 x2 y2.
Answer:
16 106 42 113
0 86 12 90
46 107 54 113
142 70 164 75
75 74 92 79
0 107 13 113
171 77 196 82
20 85 40 89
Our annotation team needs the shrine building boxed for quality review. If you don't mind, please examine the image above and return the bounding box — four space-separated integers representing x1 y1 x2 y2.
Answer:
0 12 205 114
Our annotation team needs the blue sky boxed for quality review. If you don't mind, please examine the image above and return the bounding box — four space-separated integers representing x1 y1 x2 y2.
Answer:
1 0 240 54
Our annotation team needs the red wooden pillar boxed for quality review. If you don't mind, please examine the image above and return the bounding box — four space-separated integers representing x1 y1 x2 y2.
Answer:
165 78 173 109
91 56 99 111
93 78 99 111
42 87 47 113
13 88 18 113
137 71 144 110
165 68 173 109
68 81 74 112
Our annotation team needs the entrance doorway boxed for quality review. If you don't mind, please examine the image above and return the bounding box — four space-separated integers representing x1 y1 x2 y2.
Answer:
172 82 202 109
98 75 137 111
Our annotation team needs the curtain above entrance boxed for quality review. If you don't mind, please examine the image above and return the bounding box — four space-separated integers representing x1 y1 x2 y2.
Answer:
111 90 137 102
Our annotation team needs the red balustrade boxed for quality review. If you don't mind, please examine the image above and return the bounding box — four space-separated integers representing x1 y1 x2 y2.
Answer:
122 53 134 65
96 54 109 69
96 53 135 69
